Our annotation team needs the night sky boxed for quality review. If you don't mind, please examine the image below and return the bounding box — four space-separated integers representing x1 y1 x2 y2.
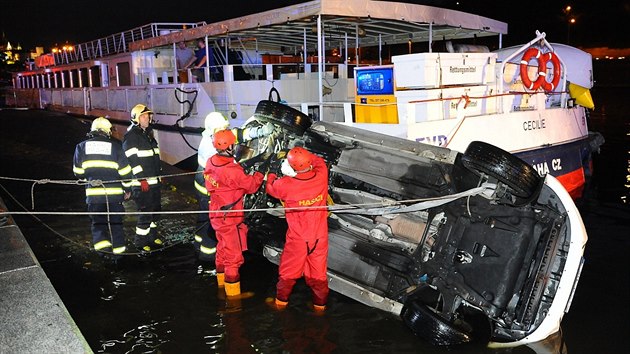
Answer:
1 0 628 51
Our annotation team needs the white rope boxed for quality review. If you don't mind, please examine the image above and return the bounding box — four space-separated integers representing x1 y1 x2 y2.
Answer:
0 183 496 217
0 171 198 210
0 170 199 185
0 183 185 256
0 175 496 258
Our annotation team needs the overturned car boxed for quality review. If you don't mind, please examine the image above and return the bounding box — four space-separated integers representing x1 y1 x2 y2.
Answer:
237 101 587 347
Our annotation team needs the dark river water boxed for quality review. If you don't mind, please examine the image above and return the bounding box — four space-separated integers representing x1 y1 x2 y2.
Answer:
0 66 628 353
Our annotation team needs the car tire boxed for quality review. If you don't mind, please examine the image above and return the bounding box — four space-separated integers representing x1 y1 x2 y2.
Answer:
254 100 312 136
461 141 542 199
401 299 472 346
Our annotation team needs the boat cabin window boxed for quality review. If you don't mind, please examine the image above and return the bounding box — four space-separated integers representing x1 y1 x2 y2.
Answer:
71 70 79 88
117 62 131 86
79 68 89 87
62 71 70 88
91 66 101 87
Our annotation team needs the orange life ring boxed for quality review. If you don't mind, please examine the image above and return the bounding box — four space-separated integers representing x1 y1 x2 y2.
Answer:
539 52 562 92
519 48 545 90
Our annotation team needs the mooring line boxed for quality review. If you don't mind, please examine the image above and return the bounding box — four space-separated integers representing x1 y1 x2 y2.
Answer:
0 183 186 257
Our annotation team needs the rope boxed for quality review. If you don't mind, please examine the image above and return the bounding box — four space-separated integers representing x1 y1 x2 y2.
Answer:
0 183 496 217
0 165 498 258
407 90 567 105
0 170 198 210
0 170 198 185
173 87 200 151
0 183 185 257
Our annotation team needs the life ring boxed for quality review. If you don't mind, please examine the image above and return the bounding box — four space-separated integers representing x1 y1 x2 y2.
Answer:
519 48 544 90
539 52 562 92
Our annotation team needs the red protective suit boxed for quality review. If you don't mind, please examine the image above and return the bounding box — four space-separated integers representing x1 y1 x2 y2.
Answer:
265 154 329 306
204 154 264 283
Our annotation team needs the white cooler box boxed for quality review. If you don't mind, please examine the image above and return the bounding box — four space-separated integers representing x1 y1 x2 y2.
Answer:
395 85 498 123
393 52 497 89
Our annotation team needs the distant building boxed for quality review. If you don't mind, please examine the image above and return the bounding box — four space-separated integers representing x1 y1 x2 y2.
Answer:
1 32 25 65
582 47 630 60
1 42 22 65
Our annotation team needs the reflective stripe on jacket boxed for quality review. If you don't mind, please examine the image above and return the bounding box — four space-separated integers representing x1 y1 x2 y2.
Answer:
123 125 161 189
73 133 132 203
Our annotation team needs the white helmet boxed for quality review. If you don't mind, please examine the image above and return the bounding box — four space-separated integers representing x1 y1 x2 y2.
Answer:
130 104 153 125
90 117 112 135
203 112 229 136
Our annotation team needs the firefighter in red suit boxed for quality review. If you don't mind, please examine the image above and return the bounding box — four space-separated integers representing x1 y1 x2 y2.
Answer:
204 129 264 297
265 147 330 311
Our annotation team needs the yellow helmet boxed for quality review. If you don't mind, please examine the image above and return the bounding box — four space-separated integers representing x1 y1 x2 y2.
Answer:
90 117 112 135
130 104 153 124
203 112 229 136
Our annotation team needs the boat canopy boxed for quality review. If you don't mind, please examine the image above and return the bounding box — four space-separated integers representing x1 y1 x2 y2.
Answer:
20 0 508 71
130 0 507 52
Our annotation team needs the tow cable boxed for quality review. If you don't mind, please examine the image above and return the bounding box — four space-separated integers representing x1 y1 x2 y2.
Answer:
173 87 200 151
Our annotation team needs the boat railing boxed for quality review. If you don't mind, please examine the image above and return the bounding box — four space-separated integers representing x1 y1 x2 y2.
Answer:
4 83 569 142
178 62 353 84
49 22 204 66
10 85 202 120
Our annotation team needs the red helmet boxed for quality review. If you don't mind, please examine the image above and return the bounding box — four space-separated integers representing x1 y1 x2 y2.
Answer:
287 147 312 173
213 129 236 150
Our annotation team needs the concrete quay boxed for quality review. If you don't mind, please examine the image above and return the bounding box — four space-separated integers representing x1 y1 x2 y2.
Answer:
0 197 92 354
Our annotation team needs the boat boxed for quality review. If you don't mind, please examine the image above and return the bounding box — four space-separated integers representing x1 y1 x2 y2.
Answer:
4 0 602 198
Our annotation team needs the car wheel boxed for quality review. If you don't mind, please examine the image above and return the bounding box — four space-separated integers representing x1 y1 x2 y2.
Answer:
401 298 472 346
461 141 542 200
253 100 312 136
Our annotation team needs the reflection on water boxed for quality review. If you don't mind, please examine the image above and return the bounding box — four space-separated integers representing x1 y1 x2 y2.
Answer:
587 85 630 205
99 320 171 353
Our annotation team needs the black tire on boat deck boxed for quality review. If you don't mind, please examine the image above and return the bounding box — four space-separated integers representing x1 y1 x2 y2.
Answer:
461 141 542 199
253 100 312 136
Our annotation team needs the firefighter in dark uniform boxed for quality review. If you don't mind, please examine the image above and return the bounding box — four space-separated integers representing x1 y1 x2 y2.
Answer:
73 117 132 256
123 104 163 252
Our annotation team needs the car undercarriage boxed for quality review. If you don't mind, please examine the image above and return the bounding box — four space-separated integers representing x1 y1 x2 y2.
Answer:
237 100 586 346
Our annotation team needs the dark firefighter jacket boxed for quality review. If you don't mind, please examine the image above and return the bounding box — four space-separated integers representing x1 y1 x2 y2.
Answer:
73 132 132 203
123 125 161 189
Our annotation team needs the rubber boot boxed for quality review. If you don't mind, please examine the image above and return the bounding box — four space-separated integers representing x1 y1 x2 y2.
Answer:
225 281 241 297
275 298 288 310
313 304 326 313
217 273 225 288
224 281 255 300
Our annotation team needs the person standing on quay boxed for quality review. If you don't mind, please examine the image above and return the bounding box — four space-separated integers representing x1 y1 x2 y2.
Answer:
73 117 132 259
123 104 163 252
